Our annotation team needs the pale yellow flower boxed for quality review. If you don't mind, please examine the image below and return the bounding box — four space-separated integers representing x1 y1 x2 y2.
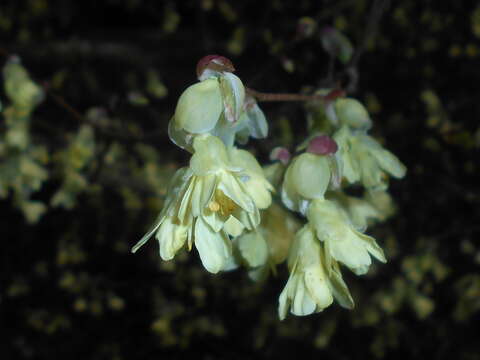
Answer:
307 198 386 275
278 225 354 320
333 125 406 190
132 135 273 273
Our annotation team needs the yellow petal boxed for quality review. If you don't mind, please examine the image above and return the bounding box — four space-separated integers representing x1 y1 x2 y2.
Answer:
131 167 191 253
290 153 331 200
202 208 225 233
174 79 222 133
228 147 263 175
243 176 273 209
237 230 268 267
335 98 372 129
190 135 229 176
304 266 333 309
156 217 188 260
308 199 384 274
224 215 245 237
333 126 360 183
189 177 204 218
292 277 316 316
281 159 310 214
177 177 195 223
327 259 355 309
217 172 254 213
194 218 231 273
362 135 406 179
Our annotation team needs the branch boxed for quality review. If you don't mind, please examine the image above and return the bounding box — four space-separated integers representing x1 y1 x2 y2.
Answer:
349 0 390 68
246 87 344 103
345 0 391 92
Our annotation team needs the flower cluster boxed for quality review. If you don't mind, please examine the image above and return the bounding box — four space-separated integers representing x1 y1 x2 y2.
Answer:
132 56 273 274
132 55 406 320
277 95 406 318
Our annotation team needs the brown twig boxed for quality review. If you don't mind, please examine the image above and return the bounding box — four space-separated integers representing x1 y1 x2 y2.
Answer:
46 91 86 123
345 0 391 92
1 45 89 126
349 0 390 68
246 87 344 102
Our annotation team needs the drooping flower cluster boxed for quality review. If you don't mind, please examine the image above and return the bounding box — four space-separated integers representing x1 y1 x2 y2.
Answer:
277 95 406 318
132 56 273 274
132 55 406 321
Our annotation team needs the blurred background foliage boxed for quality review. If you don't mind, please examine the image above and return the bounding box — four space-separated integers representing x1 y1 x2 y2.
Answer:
1 0 479 359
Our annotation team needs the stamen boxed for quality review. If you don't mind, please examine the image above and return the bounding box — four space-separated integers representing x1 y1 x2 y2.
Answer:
208 201 220 212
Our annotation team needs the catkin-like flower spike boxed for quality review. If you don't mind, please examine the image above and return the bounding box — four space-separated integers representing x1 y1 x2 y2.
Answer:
278 225 354 320
307 198 386 275
132 134 273 274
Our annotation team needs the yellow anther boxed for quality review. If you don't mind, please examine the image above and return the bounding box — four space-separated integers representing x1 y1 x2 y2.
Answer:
208 201 220 212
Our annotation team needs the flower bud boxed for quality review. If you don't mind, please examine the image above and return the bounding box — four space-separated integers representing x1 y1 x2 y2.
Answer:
307 135 338 155
196 55 235 81
270 147 291 165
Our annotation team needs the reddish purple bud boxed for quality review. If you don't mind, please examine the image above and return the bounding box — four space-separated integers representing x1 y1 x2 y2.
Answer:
196 55 235 79
307 135 338 155
270 147 291 165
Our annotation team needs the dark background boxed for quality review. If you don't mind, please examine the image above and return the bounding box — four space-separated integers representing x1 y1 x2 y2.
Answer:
1 0 479 359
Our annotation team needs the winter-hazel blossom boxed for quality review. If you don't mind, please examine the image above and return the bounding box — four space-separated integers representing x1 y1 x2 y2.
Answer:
132 54 406 321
